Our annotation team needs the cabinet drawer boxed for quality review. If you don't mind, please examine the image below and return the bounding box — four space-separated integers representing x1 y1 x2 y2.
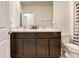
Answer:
36 32 61 39
52 32 61 39
36 32 52 39
11 32 36 39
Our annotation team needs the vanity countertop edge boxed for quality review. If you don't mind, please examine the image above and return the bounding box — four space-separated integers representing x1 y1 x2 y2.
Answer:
10 28 61 33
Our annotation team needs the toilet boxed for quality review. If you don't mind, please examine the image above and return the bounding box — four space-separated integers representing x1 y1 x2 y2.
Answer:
65 43 79 58
62 34 79 58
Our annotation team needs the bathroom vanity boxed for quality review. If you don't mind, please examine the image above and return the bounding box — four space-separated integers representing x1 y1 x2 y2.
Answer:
10 29 61 58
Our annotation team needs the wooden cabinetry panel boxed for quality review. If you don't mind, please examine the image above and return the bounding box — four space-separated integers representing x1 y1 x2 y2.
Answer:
37 39 49 57
22 39 35 57
36 32 61 39
11 32 36 39
50 39 61 57
36 32 52 39
11 39 22 58
11 32 61 58
52 32 61 39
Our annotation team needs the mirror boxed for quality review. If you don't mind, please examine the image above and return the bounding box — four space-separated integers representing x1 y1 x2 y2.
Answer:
20 1 53 29
23 13 34 28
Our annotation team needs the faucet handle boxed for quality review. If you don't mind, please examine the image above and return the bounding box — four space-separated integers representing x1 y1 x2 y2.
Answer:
32 26 37 29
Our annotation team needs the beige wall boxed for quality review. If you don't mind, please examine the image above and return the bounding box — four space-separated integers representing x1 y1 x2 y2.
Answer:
21 2 53 28
53 1 71 35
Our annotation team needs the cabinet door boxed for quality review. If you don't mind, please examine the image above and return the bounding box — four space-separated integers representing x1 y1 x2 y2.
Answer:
37 39 49 57
50 39 61 57
22 39 35 57
11 39 22 58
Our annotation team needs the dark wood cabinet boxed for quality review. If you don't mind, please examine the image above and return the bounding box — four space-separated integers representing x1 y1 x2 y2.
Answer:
11 39 22 58
11 32 61 58
22 39 35 57
37 39 49 57
50 39 61 57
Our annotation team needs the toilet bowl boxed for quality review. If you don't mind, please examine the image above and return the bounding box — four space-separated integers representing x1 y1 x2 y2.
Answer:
61 34 71 57
61 34 79 57
65 43 79 58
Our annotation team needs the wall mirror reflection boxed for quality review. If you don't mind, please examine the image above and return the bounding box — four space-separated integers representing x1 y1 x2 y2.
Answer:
20 1 53 29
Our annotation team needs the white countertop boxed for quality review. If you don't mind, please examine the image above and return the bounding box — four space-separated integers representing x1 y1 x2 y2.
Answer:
10 28 61 32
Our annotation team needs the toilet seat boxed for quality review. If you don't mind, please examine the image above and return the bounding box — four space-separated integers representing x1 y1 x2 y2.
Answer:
66 43 79 50
65 43 79 53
